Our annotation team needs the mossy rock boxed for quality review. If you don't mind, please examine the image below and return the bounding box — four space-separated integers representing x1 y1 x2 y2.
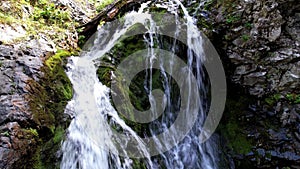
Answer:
23 49 74 168
217 93 255 155
29 50 74 131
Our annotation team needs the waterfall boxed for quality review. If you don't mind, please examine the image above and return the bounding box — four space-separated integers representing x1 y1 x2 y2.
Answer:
61 1 220 168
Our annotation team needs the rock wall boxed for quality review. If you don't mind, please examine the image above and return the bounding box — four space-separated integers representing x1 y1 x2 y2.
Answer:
0 45 46 168
196 0 300 168
0 41 74 169
0 0 96 168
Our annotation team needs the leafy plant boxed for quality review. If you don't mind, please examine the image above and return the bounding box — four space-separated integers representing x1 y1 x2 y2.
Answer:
0 12 16 24
1 131 10 137
244 22 252 29
29 128 39 137
286 93 300 104
265 93 282 105
96 0 114 12
226 15 239 24
33 3 70 25
241 34 250 41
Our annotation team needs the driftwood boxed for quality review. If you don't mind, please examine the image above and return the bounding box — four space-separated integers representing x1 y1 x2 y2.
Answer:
77 0 146 40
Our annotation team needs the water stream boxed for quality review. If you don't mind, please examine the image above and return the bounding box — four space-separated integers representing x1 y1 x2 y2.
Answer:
61 1 218 168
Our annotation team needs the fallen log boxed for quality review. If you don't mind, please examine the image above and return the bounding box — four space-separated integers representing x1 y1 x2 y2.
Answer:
77 0 147 41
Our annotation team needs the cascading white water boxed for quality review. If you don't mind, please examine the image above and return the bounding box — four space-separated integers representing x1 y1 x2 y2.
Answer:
61 1 219 169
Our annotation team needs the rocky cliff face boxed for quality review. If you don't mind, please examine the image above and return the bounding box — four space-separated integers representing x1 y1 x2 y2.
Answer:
198 0 300 168
0 44 49 168
0 0 97 168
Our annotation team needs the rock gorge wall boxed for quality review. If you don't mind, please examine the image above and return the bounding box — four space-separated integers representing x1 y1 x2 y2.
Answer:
0 0 299 168
0 0 97 168
193 0 300 168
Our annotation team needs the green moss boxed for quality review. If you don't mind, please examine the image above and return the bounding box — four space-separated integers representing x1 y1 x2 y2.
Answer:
45 49 71 70
26 49 74 168
53 126 64 144
34 126 66 169
225 122 252 154
265 92 300 106
132 159 147 169
282 167 291 169
29 126 66 169
97 66 115 87
264 93 282 106
218 95 254 155
203 0 214 10
265 97 275 105
0 0 78 168
32 148 43 169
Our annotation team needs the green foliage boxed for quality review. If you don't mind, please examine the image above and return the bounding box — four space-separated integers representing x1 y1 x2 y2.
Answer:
286 93 300 104
30 126 66 169
97 66 114 86
29 128 39 137
0 12 16 24
203 0 214 10
266 93 300 105
32 147 44 169
1 131 10 137
46 58 73 101
132 159 147 169
0 0 76 45
265 93 282 105
282 167 291 169
22 128 39 140
241 34 250 41
226 15 239 24
265 97 274 105
78 35 86 48
268 52 276 57
33 2 70 25
244 22 252 29
96 0 114 12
